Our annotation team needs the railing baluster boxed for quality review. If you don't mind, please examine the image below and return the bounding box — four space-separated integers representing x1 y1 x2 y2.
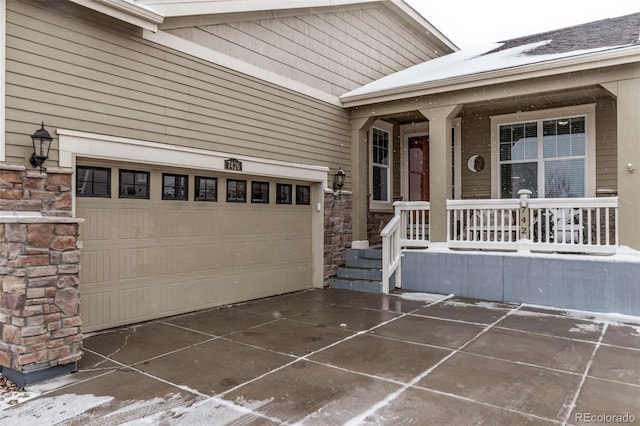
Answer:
605 207 610 246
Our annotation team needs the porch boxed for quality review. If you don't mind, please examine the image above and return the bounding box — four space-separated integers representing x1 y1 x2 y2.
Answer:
371 197 640 316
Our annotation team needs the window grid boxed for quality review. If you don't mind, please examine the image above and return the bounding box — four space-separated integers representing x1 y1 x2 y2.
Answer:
296 185 311 205
76 166 111 198
227 179 247 203
499 115 586 199
276 183 292 204
119 169 150 199
195 176 217 202
372 127 391 203
251 181 270 204
162 173 189 200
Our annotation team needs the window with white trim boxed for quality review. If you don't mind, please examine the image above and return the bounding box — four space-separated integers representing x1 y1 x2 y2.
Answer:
370 120 393 210
492 105 595 199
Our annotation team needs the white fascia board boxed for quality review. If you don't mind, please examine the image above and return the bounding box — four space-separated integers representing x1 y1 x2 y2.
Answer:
57 129 329 188
341 46 640 108
68 0 164 32
387 0 457 52
143 29 342 106
135 0 379 17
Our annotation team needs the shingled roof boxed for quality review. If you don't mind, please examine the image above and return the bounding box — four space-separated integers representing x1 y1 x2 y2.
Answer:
341 11 640 104
492 12 640 55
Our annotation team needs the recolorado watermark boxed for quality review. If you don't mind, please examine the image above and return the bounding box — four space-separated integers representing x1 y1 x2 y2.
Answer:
575 413 637 424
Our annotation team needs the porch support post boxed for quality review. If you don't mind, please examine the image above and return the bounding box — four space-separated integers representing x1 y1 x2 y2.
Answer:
617 76 640 250
419 104 462 243
350 117 376 244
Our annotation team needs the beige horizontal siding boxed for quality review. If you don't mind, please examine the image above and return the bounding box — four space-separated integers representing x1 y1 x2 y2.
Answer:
166 5 443 97
5 0 351 183
595 97 618 191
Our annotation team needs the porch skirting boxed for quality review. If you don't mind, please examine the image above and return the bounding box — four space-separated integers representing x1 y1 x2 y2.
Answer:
401 250 640 316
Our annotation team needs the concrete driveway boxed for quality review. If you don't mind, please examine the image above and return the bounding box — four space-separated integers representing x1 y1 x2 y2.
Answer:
1 288 639 425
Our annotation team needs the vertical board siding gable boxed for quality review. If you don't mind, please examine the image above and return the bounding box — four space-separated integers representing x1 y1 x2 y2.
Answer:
165 6 442 97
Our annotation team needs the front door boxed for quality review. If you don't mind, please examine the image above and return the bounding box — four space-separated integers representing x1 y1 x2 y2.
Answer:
408 135 429 201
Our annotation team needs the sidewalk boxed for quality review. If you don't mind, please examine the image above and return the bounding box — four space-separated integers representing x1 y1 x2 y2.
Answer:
1 289 639 425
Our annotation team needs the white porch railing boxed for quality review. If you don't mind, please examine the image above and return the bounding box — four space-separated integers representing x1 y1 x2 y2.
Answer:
381 201 431 293
447 199 521 251
526 197 619 254
394 201 431 248
380 196 619 293
380 215 402 294
447 196 619 254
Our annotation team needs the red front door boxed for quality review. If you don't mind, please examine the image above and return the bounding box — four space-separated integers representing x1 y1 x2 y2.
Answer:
408 135 429 201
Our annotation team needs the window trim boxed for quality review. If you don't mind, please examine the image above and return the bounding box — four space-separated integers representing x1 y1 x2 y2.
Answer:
296 185 311 205
276 183 293 205
490 104 596 198
76 166 111 198
251 181 270 204
194 176 218 202
369 119 394 211
162 173 189 201
226 179 247 203
118 169 150 199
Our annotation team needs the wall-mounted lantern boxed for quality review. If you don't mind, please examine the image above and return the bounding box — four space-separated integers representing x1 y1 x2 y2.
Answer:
333 167 346 193
30 123 52 172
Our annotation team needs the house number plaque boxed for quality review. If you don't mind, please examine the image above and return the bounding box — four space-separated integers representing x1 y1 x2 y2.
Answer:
224 158 242 171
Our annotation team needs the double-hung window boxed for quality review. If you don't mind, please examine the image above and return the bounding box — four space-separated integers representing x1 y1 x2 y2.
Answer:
370 120 393 210
492 105 595 199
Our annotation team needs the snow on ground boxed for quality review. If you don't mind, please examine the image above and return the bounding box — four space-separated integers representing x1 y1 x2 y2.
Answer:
518 303 640 328
0 388 277 426
0 376 38 412
395 292 452 303
0 393 114 425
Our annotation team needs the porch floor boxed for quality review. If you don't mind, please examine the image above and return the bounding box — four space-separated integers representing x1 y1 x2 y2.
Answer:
1 288 639 424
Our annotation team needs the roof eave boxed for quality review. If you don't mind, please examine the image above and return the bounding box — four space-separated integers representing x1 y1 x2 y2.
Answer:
69 0 164 31
340 45 640 108
134 0 381 18
387 0 458 52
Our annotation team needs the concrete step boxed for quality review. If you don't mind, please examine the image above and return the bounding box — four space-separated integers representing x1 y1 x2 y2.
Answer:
345 249 383 269
328 278 383 293
336 266 382 281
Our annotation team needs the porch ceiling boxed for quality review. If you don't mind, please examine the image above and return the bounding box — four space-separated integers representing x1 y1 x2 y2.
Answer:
459 85 613 116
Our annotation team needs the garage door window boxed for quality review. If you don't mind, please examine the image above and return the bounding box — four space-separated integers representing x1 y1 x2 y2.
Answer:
227 179 247 203
195 176 217 201
296 185 311 205
119 170 150 199
251 181 269 204
162 173 188 200
276 183 292 204
76 166 110 197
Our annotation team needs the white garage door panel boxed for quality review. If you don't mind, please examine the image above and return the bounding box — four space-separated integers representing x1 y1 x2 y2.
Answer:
78 167 313 332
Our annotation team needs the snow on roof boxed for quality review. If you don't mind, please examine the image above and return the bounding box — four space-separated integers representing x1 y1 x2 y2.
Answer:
342 40 632 99
342 11 640 101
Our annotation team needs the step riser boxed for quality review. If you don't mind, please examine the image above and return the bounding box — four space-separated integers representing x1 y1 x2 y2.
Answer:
329 278 383 293
346 249 382 262
337 267 382 281
345 257 382 269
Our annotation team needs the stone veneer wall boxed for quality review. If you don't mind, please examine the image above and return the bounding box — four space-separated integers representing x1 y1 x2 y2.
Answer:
0 165 73 216
324 191 352 284
367 211 394 246
0 164 83 386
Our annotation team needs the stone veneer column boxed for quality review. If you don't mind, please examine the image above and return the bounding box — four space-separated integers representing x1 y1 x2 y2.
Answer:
0 164 83 386
323 190 353 284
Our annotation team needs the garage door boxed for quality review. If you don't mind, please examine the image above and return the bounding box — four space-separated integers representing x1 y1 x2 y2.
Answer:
77 161 313 332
